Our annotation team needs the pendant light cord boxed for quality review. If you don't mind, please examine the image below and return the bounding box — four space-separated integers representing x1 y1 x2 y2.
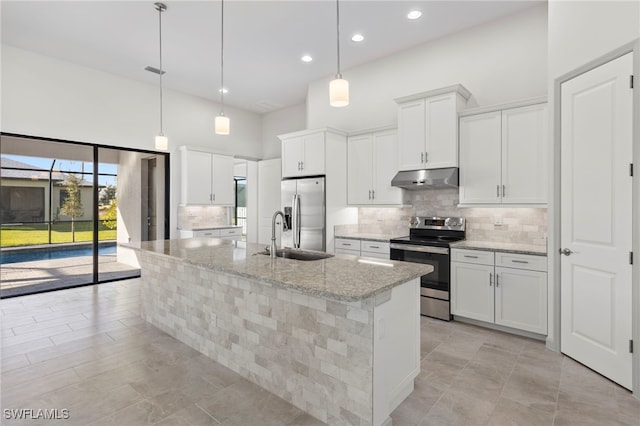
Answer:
220 0 225 115
157 3 165 135
336 0 341 78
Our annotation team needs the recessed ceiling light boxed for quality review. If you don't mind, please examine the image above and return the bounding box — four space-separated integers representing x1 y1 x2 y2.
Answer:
407 10 422 20
301 55 313 63
351 33 364 42
219 88 229 94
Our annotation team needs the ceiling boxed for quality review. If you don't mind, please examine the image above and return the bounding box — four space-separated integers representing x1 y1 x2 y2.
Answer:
1 1 543 114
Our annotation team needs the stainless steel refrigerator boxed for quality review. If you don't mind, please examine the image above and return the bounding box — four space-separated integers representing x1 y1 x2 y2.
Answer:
281 177 326 251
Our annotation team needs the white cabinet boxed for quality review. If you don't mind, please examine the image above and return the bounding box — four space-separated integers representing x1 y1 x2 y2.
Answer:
179 227 242 240
180 147 234 206
451 248 547 335
280 130 325 178
347 129 405 205
395 85 471 171
334 238 390 260
459 101 548 205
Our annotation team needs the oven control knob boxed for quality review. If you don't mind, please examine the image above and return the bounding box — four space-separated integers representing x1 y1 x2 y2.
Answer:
410 217 420 227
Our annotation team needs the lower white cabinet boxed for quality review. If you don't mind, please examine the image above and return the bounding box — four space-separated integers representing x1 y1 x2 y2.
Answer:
334 238 390 260
179 227 242 240
451 248 547 335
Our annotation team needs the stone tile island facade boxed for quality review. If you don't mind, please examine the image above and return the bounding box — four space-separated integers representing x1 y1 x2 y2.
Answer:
132 239 431 425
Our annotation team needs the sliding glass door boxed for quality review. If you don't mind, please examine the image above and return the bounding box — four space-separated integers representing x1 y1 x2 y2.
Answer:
0 134 169 297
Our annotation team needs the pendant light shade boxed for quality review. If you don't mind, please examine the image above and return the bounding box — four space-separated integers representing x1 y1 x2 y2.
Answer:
215 0 230 135
154 2 168 150
155 135 168 151
329 77 349 107
215 115 230 135
330 0 349 107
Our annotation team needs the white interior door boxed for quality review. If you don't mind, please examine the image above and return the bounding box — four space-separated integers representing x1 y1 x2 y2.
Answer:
560 52 633 389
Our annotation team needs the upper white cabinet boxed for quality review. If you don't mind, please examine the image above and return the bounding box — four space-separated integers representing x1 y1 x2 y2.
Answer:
280 130 326 178
395 85 471 171
347 128 406 205
459 100 548 205
180 147 234 206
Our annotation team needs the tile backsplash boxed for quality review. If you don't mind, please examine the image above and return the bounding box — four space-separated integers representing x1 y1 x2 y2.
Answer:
177 206 230 229
356 188 547 246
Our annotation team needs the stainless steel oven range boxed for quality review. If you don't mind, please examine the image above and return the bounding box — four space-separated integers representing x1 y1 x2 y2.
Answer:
390 216 465 321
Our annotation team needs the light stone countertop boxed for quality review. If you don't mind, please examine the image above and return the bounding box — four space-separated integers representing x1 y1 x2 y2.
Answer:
451 240 547 256
177 225 242 231
130 238 431 301
334 232 403 242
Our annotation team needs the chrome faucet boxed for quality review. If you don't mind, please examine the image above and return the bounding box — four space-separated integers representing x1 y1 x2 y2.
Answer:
270 210 287 258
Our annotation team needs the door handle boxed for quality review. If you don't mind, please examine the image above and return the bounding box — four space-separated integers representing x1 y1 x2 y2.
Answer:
559 248 574 256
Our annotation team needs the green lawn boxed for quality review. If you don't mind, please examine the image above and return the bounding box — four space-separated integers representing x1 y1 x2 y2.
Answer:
0 222 116 248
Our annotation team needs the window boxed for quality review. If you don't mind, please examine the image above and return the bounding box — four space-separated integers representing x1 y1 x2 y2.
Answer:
0 187 45 222
233 177 246 235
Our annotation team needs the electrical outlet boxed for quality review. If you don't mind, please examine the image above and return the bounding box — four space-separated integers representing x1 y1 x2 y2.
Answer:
494 215 503 226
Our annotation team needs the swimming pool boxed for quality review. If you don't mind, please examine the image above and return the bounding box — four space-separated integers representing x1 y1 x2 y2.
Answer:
0 244 117 264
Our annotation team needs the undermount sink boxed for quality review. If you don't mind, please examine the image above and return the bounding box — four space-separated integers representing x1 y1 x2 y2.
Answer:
258 248 334 261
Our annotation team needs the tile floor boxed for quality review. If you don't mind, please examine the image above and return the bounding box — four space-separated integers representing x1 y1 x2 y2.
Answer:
1 279 638 425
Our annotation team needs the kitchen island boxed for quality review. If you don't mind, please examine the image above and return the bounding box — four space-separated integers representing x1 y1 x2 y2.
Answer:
131 238 431 426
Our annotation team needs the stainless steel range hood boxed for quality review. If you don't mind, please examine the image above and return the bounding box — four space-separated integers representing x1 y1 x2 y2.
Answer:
391 168 458 190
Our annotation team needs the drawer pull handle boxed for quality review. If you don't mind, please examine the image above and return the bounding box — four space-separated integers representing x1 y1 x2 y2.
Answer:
464 255 479 259
343 243 351 246
511 260 529 264
369 245 379 249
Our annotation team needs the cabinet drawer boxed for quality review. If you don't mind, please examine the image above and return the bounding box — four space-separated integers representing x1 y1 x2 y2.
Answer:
220 228 242 237
192 229 221 238
451 249 494 265
335 238 361 251
335 248 360 256
361 241 390 254
495 252 547 272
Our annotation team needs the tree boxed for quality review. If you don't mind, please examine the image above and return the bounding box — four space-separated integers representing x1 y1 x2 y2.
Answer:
102 199 117 230
60 173 84 242
99 184 117 206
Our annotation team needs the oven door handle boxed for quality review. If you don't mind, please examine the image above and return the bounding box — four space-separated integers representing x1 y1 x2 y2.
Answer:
390 243 449 255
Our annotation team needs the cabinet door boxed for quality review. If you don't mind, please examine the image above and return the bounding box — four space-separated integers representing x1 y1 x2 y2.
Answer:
211 155 234 205
182 150 212 205
459 111 502 204
397 100 426 171
451 262 495 323
494 267 547 334
282 137 304 178
372 130 403 205
501 104 548 204
347 134 373 205
301 132 325 176
425 93 458 169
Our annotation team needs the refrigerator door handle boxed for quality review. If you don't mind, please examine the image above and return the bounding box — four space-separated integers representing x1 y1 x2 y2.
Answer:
292 194 301 248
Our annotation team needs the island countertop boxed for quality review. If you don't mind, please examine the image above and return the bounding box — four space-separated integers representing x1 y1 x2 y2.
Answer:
131 238 432 301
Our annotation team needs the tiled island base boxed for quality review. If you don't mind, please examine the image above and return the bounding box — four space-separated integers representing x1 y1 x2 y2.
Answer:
137 251 420 426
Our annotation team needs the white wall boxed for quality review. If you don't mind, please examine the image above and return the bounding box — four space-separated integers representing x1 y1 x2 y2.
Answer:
307 4 548 131
261 103 306 159
1 45 264 238
546 0 640 378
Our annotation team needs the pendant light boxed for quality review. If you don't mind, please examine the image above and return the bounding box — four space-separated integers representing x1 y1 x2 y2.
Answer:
329 0 349 107
215 0 230 135
154 2 168 150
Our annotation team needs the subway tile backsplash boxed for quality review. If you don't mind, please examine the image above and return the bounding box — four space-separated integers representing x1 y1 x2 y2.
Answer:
177 206 230 229
357 188 547 246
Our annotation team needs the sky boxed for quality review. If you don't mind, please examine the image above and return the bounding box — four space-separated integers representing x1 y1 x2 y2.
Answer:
1 154 118 186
